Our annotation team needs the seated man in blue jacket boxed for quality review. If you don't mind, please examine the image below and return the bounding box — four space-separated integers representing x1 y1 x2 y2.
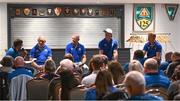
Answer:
144 58 170 89
123 71 162 100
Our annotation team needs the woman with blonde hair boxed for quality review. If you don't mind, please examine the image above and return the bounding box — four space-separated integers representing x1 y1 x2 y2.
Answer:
128 60 144 74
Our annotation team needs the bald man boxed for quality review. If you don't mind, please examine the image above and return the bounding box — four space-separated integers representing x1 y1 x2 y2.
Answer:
123 71 162 100
65 34 86 65
8 56 33 80
29 36 52 72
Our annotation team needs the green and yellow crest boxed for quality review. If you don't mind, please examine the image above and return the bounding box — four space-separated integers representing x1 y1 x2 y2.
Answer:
135 5 153 30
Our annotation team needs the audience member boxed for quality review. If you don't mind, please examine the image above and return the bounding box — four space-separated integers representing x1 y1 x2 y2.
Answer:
128 60 144 74
81 54 104 87
0 56 14 100
58 69 79 100
0 56 14 73
168 65 180 100
98 28 118 61
159 52 173 71
108 61 125 84
166 52 180 78
40 59 59 81
29 36 52 73
144 58 170 89
123 50 145 73
85 70 119 100
123 71 162 100
8 56 33 81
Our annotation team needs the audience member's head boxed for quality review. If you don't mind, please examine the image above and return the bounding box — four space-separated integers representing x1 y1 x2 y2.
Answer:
91 54 104 71
144 58 158 73
100 54 108 68
133 50 144 59
108 61 124 84
171 52 180 62
0 56 14 67
64 53 74 62
59 69 75 100
129 60 144 74
123 71 146 97
55 59 74 74
0 56 14 72
172 65 180 81
95 70 114 99
165 52 173 62
14 56 25 68
44 59 56 73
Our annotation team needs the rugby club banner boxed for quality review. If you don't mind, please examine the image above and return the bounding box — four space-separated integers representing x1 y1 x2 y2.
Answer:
133 4 155 32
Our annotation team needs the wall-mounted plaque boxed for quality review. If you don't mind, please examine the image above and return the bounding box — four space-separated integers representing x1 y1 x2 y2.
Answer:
38 8 46 16
73 8 79 15
32 9 37 15
64 7 71 15
87 8 93 16
23 8 30 16
95 9 99 16
47 8 53 15
54 7 62 16
165 4 179 21
80 8 86 15
133 4 155 32
15 8 20 16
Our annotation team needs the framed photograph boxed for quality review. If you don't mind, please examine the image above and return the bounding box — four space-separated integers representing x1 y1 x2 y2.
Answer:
133 4 155 32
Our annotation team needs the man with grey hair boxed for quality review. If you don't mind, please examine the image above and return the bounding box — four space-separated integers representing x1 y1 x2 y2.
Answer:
144 58 170 89
123 71 162 100
8 56 33 80
29 36 52 72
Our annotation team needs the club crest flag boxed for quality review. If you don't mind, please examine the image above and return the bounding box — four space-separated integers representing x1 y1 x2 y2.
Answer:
165 4 179 21
134 4 154 32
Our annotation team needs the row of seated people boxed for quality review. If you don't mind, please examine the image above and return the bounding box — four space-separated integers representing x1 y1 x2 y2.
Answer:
0 50 180 100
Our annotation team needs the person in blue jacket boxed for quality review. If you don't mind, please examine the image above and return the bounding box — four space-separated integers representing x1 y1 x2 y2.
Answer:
29 36 52 72
98 28 118 61
143 33 162 61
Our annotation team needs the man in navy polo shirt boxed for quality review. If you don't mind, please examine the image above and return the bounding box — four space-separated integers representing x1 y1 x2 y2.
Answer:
6 39 27 59
98 28 118 61
143 33 162 60
29 36 52 72
65 34 87 65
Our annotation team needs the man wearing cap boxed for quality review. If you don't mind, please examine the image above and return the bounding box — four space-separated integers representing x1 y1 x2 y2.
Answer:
98 28 118 61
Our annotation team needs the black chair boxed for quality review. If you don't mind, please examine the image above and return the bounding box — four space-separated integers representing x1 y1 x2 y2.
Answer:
103 91 128 100
26 78 49 100
145 86 168 100
70 86 86 100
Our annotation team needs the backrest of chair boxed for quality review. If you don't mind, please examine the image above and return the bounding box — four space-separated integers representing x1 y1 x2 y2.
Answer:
26 78 49 100
145 87 168 100
102 91 128 100
70 87 86 100
49 77 61 100
9 74 33 100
